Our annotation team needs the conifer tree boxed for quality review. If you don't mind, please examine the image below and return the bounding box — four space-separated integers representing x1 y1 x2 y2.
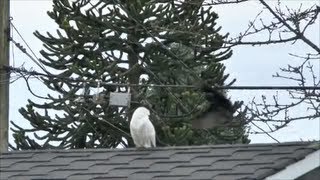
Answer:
11 0 249 150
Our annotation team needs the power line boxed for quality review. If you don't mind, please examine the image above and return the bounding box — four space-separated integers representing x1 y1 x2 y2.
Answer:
10 38 48 73
10 21 39 61
4 65 320 90
9 22 49 74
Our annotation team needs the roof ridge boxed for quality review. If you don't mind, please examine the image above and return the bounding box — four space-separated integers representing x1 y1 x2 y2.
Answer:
1 141 317 155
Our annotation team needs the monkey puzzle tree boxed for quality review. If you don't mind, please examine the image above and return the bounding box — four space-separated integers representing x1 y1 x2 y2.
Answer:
11 0 249 150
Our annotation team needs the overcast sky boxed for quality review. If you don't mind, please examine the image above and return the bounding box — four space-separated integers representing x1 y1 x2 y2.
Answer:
8 0 320 145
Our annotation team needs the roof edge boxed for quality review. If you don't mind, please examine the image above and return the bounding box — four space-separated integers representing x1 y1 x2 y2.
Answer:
265 149 320 180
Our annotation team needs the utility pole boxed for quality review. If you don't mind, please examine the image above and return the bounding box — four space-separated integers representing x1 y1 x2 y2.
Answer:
0 0 10 153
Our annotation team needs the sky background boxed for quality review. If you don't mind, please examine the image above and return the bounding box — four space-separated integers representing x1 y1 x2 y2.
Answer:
8 0 320 145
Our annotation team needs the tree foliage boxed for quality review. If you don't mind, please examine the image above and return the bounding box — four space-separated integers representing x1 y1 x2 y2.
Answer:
10 0 249 150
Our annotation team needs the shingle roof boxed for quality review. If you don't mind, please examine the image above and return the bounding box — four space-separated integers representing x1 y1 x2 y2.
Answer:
0 141 318 180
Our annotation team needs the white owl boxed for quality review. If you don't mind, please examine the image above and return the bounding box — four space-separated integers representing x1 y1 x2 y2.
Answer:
130 107 156 148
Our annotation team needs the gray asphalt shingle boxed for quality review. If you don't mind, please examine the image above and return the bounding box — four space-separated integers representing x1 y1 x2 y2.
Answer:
0 141 318 180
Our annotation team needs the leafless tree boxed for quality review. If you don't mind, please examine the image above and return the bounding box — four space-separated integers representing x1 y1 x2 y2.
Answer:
222 0 320 135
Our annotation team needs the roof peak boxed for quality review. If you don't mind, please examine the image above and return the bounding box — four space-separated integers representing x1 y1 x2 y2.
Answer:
2 141 318 154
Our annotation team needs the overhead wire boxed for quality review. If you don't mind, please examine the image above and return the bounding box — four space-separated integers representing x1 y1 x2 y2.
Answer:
9 21 49 75
10 21 39 61
5 65 320 90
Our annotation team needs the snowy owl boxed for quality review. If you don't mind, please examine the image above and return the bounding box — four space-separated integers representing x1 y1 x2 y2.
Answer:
130 107 156 148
